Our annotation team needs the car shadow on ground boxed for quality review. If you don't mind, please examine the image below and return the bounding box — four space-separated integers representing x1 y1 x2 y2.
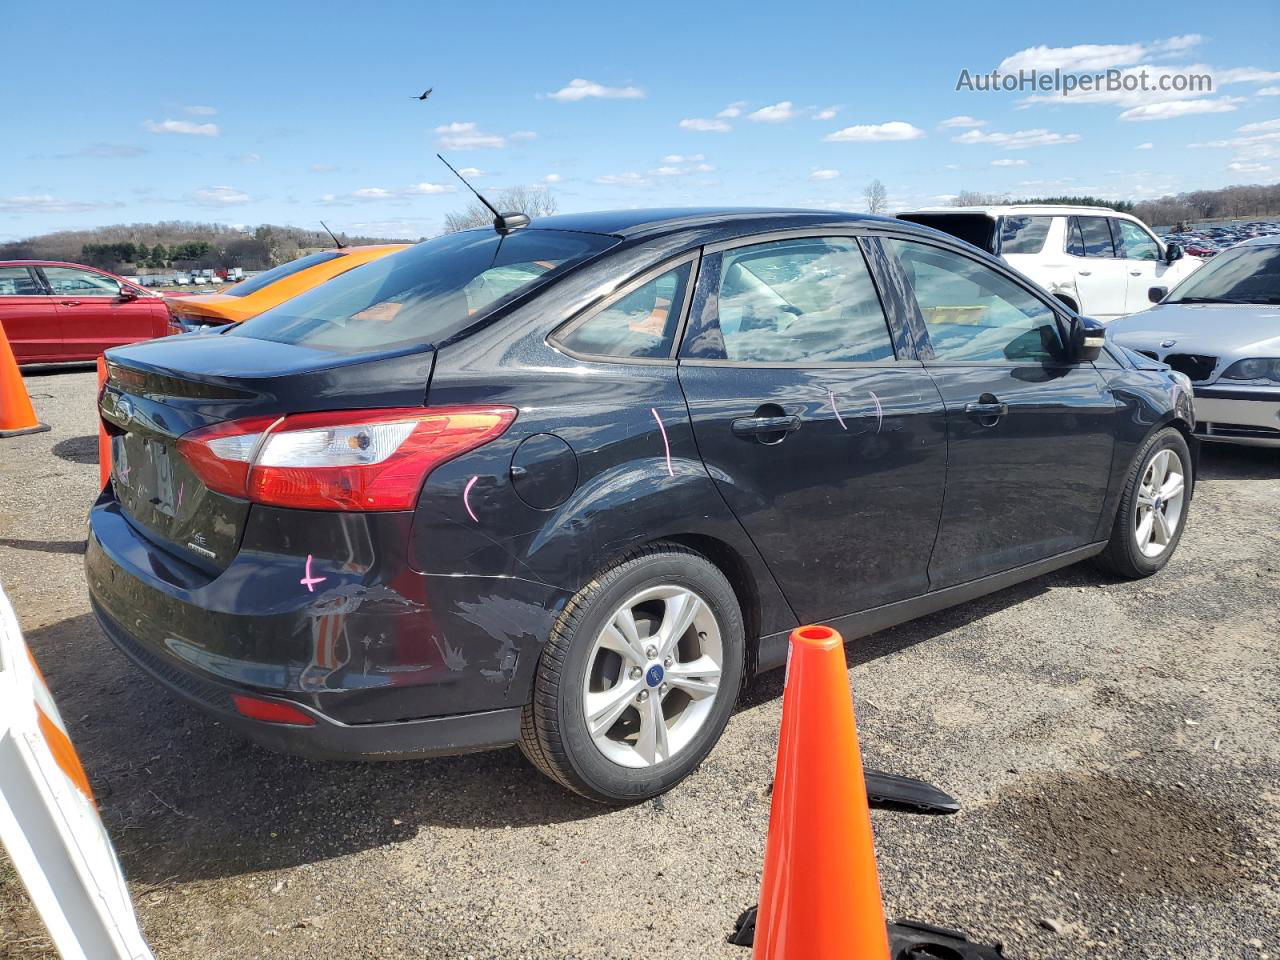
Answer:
23 561 1085 887
1197 443 1279 481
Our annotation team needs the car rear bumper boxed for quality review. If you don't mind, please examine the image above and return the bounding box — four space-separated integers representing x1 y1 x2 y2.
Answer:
1191 388 1280 447
85 494 567 757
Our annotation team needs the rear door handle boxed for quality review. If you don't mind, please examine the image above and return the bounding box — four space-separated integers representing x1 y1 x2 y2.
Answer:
1130 270 1142 276
964 401 1009 417
1077 270 1092 277
731 415 801 439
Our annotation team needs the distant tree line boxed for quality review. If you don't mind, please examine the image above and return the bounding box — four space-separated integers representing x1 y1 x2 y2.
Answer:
949 184 1280 228
0 221 406 274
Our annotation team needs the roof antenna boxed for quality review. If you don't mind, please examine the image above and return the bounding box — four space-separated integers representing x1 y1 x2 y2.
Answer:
319 220 346 249
436 153 530 235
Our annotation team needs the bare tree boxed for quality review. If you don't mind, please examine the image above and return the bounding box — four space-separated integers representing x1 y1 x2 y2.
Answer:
444 186 559 233
863 179 889 215
951 190 1011 207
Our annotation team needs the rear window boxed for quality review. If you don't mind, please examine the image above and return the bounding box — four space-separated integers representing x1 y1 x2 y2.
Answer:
230 229 618 353
897 214 997 253
226 252 343 297
998 216 1052 254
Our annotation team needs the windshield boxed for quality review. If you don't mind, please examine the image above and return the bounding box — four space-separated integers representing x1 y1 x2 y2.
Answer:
226 251 343 297
1167 244 1280 305
230 229 618 352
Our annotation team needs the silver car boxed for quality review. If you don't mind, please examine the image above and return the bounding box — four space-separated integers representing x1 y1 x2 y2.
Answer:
1109 235 1280 447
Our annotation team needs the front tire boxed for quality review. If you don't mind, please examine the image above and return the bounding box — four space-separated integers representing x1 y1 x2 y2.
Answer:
519 544 745 803
1094 427 1193 578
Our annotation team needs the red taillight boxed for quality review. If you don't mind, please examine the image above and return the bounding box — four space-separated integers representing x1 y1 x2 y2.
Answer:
231 695 317 726
178 406 516 511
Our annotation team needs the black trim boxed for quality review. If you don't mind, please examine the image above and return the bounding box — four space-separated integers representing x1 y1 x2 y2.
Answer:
753 542 1108 672
1194 385 1280 402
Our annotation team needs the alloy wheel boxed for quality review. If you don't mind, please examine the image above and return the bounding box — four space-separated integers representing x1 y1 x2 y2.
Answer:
580 585 723 769
1134 448 1186 558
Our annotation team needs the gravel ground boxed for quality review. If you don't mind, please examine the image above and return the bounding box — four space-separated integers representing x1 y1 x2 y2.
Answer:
2 366 1277 960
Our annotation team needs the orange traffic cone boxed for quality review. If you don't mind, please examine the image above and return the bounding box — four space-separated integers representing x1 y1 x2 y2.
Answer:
96 355 111 488
0 322 49 438
753 625 890 960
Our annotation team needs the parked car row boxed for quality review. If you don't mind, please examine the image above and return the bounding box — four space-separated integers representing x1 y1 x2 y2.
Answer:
87 207 1197 803
1159 219 1280 259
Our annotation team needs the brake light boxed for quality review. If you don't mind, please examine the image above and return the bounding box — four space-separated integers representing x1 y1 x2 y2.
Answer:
231 695 317 726
178 407 516 511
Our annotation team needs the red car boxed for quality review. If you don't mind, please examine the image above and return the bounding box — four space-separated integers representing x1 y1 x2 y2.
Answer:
0 261 171 364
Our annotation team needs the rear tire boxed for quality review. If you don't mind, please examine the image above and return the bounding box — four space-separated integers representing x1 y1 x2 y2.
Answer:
519 543 745 804
1093 427 1192 579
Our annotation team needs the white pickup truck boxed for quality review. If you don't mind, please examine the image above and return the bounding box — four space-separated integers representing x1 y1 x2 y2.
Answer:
897 204 1202 322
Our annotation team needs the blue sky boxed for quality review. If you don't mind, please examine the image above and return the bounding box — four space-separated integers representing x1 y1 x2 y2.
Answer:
2 0 1278 241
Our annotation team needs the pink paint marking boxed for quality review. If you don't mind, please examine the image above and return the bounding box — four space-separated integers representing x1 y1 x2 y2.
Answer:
651 408 674 477
869 391 883 435
299 554 327 593
176 481 184 510
463 475 480 523
827 389 847 430
119 463 130 481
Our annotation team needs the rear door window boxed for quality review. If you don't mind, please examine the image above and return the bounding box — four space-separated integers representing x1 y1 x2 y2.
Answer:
0 267 42 295
231 229 617 353
1077 217 1116 257
556 263 692 359
999 216 1052 254
681 237 895 364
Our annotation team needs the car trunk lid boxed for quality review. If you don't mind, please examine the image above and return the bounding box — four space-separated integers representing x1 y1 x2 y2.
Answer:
100 333 436 572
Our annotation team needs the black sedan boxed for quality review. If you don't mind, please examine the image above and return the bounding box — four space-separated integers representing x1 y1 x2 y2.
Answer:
87 208 1195 803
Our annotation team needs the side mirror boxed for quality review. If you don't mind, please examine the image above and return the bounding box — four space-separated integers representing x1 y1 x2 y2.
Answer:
1164 242 1183 265
1070 316 1106 363
117 285 139 302
1148 285 1168 304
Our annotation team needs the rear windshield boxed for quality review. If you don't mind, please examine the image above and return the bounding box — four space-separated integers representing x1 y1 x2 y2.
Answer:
999 216 1052 254
230 229 618 352
226 251 343 297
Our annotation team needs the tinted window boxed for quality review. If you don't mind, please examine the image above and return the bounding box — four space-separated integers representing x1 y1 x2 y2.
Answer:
1113 219 1160 261
888 239 1064 363
232 229 617 353
999 216 1052 254
0 267 41 296
683 237 895 363
558 264 691 359
1078 217 1116 257
1167 244 1280 305
225 252 343 297
43 267 119 296
1065 218 1086 257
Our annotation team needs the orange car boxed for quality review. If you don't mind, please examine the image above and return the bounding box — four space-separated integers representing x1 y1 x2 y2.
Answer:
166 244 409 331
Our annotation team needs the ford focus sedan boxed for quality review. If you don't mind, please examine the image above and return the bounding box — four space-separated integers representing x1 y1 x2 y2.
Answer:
1109 234 1280 447
87 208 1196 803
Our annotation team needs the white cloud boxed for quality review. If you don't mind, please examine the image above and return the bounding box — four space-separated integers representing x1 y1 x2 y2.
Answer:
1239 118 1280 132
1259 87 1280 97
679 117 731 133
1136 142 1154 149
143 118 219 137
595 172 652 188
940 115 987 129
1227 161 1271 173
404 182 454 195
510 130 537 142
1118 98 1241 121
322 182 456 204
991 158 1027 166
813 106 839 121
434 121 509 149
748 101 796 123
352 187 393 199
183 105 218 116
543 173 562 183
953 127 1081 148
717 101 747 118
998 34 1200 73
192 185 251 205
545 78 645 101
662 153 705 164
824 121 925 142
809 169 841 180
0 194 122 213
650 166 684 177
458 167 484 177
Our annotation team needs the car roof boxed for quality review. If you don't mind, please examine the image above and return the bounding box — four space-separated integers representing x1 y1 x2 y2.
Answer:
0 260 123 272
901 204 1125 217
518 207 893 239
1239 233 1280 247
335 244 410 254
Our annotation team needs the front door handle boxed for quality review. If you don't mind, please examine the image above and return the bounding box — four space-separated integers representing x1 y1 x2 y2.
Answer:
60 300 83 306
1130 270 1142 276
731 415 801 440
1077 270 1092 277
965 400 1009 419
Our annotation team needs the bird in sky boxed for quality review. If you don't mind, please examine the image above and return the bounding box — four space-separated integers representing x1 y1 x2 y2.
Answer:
412 88 433 101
